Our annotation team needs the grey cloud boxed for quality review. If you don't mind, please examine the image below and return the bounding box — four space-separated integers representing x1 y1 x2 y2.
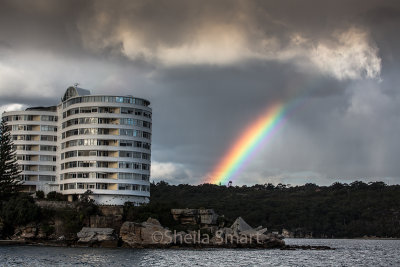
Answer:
0 0 399 185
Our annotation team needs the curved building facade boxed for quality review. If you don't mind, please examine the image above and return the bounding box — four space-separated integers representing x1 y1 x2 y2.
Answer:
58 87 152 205
2 86 152 205
2 107 58 193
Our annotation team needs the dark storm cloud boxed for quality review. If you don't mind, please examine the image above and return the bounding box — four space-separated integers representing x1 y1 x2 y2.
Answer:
0 0 399 185
0 1 386 64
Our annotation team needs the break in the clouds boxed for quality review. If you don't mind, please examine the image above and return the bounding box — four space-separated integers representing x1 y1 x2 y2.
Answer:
0 0 399 186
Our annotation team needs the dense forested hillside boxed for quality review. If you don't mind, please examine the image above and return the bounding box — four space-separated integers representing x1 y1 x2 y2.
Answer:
148 181 400 238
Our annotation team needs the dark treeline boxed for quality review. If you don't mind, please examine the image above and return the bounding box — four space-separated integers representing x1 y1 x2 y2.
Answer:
149 181 400 238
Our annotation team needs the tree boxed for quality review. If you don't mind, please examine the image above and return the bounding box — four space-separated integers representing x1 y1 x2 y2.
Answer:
1 194 41 227
76 190 99 220
0 119 21 200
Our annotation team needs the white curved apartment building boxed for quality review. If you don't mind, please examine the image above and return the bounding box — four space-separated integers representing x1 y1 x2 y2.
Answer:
2 107 58 193
2 86 152 205
58 86 152 205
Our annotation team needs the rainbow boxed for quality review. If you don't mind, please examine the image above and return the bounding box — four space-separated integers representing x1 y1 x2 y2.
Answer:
207 103 287 185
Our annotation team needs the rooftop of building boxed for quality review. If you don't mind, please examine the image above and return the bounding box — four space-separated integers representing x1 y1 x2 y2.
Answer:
62 85 91 102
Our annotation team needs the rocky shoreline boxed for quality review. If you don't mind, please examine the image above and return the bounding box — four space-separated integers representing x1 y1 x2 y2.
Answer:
0 216 333 250
1 202 337 250
73 217 287 249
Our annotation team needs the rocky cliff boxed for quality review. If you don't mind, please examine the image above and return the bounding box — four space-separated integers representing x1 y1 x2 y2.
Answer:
120 218 171 247
171 209 219 226
3 202 285 249
77 227 118 247
120 217 284 248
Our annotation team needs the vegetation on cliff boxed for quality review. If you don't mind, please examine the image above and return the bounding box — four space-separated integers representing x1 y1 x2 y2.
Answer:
149 181 400 238
123 202 180 229
0 191 99 239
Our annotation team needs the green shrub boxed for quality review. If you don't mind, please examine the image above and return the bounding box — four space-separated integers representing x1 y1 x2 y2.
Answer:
123 202 178 228
36 190 45 199
46 191 67 201
55 208 82 236
1 194 41 226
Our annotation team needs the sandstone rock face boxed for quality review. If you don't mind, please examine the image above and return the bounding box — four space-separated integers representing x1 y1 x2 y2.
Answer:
77 227 118 247
12 223 38 240
211 217 285 248
145 217 161 226
119 222 142 245
36 228 46 239
10 222 60 240
282 228 294 238
89 215 123 233
231 217 253 233
120 216 285 248
171 209 218 226
120 218 171 247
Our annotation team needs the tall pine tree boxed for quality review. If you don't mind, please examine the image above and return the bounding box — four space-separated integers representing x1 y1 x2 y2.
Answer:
0 118 21 200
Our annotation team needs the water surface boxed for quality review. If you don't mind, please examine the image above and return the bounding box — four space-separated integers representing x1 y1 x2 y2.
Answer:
1 239 399 266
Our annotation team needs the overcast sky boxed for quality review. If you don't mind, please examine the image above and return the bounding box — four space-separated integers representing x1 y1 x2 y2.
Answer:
1 0 399 186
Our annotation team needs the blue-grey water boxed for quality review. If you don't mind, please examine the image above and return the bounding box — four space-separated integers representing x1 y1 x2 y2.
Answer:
1 239 399 266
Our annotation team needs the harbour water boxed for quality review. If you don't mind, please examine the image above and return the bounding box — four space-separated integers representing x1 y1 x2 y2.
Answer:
1 239 399 266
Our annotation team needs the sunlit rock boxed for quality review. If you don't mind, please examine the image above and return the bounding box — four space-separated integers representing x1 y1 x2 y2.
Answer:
77 227 118 247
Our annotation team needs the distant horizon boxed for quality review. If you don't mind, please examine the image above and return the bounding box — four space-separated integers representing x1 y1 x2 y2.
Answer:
150 179 399 187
